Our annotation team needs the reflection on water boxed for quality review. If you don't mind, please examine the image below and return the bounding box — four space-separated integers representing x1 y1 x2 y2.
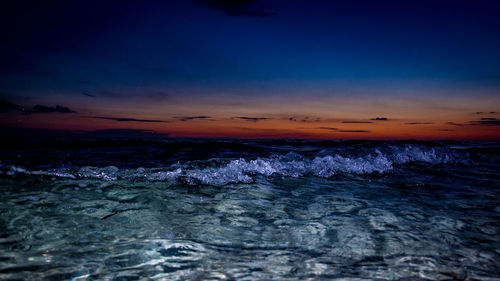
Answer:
0 140 499 280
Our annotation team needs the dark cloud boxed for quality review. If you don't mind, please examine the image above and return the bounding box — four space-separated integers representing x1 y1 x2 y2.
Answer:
342 121 373 124
446 122 465 127
317 127 338 131
303 117 321 123
80 90 170 101
86 116 166 123
339 130 370 133
232 116 270 122
439 129 455 132
469 118 500 126
194 0 275 18
405 122 433 125
474 111 498 115
82 92 97 98
0 100 75 114
30 105 76 114
178 116 213 121
0 100 25 112
289 116 321 123
370 117 388 121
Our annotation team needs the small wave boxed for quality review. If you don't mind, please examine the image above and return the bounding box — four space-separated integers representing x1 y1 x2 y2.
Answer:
2 144 466 186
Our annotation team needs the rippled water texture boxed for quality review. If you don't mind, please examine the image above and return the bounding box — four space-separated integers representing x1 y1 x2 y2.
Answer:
0 139 499 280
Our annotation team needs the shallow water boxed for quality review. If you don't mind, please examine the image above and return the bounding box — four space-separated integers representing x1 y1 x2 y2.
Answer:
0 139 499 280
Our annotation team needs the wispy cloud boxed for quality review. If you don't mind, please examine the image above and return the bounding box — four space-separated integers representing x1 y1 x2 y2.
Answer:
317 127 338 131
289 116 321 123
0 100 25 112
1 100 76 114
177 116 213 121
474 111 497 115
30 105 76 113
342 121 373 124
339 130 370 133
317 127 369 133
82 92 97 98
86 116 166 123
232 116 270 122
446 122 465 127
469 118 500 126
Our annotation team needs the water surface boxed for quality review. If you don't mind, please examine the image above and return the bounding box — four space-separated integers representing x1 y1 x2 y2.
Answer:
1 139 499 280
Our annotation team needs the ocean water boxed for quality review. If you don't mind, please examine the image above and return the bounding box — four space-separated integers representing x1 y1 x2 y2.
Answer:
0 138 499 280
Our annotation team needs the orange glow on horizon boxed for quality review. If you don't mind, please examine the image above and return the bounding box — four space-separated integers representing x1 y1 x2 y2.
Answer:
2 110 499 140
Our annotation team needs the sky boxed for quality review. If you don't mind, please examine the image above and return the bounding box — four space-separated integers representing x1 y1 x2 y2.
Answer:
1 0 499 140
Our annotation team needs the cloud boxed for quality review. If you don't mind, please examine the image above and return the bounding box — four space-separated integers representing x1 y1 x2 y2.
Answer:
405 122 433 125
446 122 465 127
0 100 75 114
177 116 213 121
317 127 338 131
469 118 500 126
370 117 388 121
339 130 370 133
289 116 321 123
342 121 373 124
82 92 97 98
0 100 25 112
81 90 170 101
194 0 275 18
30 105 76 113
317 127 369 133
232 116 270 122
86 116 166 123
30 104 76 113
475 111 497 115
303 117 321 123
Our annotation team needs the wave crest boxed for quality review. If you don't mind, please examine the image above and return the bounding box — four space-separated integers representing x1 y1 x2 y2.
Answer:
2 144 466 186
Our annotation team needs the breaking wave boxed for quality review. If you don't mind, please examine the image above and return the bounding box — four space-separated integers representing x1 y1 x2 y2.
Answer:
2 144 468 186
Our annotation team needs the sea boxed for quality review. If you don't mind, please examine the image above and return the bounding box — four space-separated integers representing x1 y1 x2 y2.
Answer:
0 136 499 280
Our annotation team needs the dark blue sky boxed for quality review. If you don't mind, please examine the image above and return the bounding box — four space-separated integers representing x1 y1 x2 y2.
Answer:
1 0 499 139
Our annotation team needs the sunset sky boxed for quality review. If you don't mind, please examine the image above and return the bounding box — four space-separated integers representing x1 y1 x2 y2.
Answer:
1 0 499 140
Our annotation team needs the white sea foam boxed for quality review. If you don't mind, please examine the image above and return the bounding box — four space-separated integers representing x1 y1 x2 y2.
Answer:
4 144 465 186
